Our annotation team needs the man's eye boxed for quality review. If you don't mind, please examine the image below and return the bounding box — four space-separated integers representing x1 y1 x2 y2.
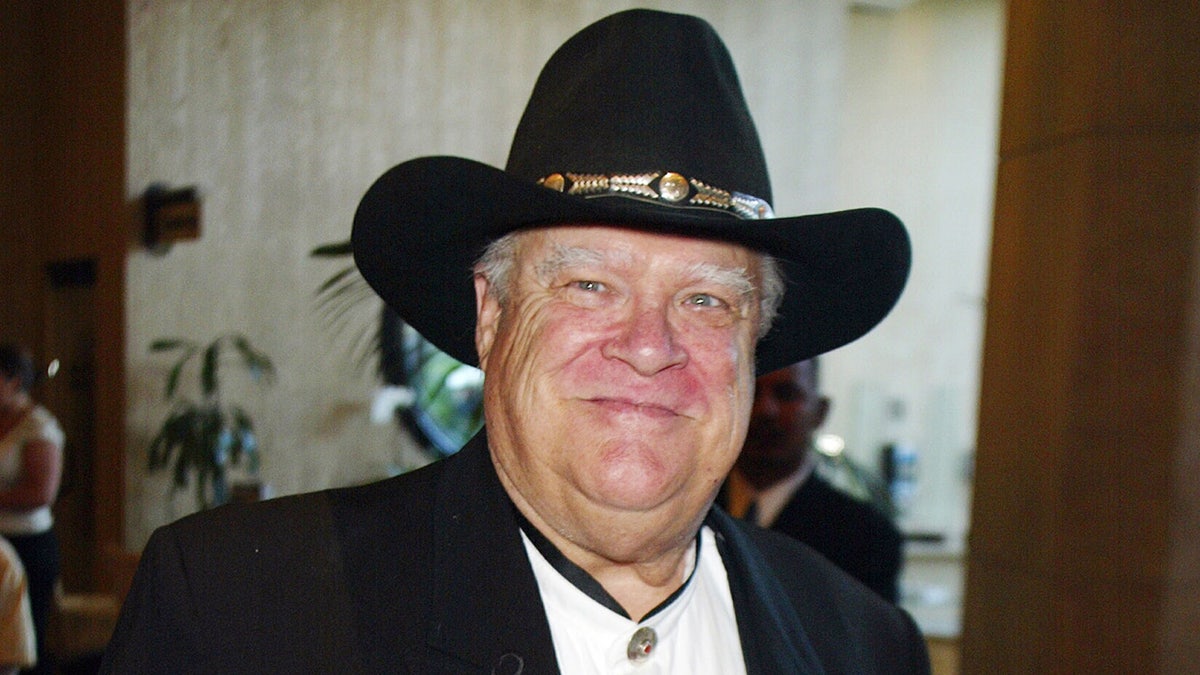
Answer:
686 293 727 308
572 280 605 292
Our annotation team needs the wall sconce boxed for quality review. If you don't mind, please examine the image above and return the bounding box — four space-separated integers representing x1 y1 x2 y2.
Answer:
143 183 201 252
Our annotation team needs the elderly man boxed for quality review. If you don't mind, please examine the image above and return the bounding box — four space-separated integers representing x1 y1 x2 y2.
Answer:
103 9 928 673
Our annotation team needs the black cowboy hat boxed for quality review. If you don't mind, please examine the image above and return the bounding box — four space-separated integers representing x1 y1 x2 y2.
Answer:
353 9 910 376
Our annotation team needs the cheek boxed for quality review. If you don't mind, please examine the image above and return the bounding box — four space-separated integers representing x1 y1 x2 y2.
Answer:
492 304 603 392
722 344 758 431
682 314 755 368
701 327 756 398
514 301 757 405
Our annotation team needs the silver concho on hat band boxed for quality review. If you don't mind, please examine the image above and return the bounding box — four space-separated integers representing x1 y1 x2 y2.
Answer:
538 171 774 220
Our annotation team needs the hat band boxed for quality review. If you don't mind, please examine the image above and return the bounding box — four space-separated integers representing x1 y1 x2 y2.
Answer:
537 171 774 220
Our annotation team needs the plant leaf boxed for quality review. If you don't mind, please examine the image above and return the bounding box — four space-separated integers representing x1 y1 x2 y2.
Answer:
150 337 191 352
310 240 353 257
314 266 361 296
164 349 194 400
230 334 276 382
202 339 220 399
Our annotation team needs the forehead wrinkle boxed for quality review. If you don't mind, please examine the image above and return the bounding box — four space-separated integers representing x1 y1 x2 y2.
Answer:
534 242 631 283
532 237 756 305
685 261 756 301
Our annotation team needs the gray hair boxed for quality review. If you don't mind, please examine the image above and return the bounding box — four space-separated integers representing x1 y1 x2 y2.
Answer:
474 230 785 340
473 230 524 309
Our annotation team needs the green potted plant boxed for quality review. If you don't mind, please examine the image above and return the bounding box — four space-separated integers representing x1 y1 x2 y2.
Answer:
310 241 484 455
146 332 275 509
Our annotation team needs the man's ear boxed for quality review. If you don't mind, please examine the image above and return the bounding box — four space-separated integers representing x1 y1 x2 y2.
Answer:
474 273 501 370
813 396 832 430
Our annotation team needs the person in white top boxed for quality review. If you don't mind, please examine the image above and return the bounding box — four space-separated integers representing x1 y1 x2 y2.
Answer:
0 344 63 675
0 536 36 674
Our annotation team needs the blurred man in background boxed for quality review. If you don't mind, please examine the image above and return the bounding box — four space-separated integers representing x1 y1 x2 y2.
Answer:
724 359 904 602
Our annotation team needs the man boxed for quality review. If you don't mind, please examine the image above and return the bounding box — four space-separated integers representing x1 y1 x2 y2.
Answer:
724 360 905 602
102 9 928 673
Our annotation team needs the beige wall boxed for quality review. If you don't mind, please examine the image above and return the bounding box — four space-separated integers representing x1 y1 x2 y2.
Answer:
123 0 855 546
830 0 1003 546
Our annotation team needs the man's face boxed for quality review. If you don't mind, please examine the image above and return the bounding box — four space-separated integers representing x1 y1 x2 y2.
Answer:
736 361 830 487
474 225 762 561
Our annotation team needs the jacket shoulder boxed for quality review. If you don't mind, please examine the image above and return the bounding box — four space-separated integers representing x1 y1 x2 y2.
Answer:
103 463 449 674
731 518 930 674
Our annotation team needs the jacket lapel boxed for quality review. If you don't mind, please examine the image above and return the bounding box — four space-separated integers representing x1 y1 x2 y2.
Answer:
708 508 827 674
345 431 825 673
422 433 562 674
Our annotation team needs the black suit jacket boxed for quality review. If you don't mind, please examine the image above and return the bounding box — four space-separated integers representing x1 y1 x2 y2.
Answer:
101 434 928 673
771 474 904 603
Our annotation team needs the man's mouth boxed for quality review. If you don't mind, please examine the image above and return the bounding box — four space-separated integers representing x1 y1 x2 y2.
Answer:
586 397 681 419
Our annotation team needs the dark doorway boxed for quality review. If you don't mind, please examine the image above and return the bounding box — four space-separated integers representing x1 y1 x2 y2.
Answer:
44 258 98 592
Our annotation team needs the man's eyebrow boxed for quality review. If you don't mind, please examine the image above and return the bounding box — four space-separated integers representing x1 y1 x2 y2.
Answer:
686 261 756 300
534 243 755 301
534 243 630 282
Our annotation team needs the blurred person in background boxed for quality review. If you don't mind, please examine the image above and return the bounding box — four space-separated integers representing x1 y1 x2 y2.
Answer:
0 344 64 675
0 536 36 674
723 359 904 602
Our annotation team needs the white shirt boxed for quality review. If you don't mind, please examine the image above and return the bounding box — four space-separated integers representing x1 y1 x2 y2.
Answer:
0 537 35 668
0 405 64 535
523 525 747 675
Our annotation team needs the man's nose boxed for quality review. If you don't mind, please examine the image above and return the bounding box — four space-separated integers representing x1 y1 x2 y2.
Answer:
601 304 687 375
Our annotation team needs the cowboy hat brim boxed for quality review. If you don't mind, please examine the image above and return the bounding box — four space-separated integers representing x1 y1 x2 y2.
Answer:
353 155 910 376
